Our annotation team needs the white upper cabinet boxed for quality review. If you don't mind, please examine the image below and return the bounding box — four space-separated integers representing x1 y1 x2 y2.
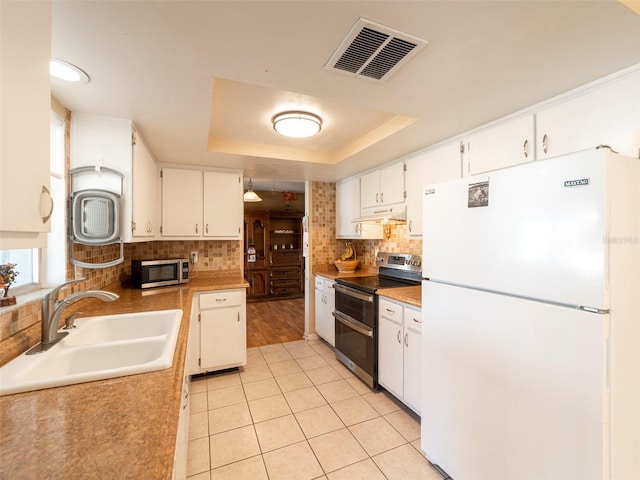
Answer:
203 171 242 238
0 1 52 249
161 168 242 239
360 162 405 215
132 133 159 238
462 114 535 176
71 113 159 243
536 69 640 160
405 140 461 237
161 168 203 237
336 177 383 239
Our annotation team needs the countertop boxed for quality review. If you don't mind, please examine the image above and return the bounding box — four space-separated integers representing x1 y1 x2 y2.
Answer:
378 286 422 308
314 266 422 308
313 265 378 280
0 274 248 479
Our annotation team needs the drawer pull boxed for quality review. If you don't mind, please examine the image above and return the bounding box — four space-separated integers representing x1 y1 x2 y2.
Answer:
413 317 422 324
215 298 227 303
386 308 395 314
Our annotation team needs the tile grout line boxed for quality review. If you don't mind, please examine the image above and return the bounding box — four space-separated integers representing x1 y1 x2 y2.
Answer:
188 339 432 479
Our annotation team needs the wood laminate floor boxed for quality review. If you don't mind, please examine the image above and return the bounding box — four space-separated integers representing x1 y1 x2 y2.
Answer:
246 298 305 348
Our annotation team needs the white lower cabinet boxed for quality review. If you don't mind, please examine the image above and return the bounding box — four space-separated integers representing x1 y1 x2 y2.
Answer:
186 289 247 375
378 298 422 414
314 276 335 346
172 373 190 480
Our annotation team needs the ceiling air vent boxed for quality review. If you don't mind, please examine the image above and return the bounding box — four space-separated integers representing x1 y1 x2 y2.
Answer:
325 18 428 82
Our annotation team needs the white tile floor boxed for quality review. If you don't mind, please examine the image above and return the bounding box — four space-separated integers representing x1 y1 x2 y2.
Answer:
186 339 442 480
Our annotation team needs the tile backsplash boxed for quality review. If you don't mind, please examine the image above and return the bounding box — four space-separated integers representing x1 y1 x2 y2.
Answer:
3 178 419 366
1 239 242 366
310 181 422 270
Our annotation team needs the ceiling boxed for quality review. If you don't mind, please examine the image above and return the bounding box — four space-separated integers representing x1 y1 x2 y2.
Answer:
51 1 640 190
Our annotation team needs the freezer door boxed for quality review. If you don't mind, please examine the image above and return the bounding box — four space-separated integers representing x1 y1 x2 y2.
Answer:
421 280 606 480
422 148 630 310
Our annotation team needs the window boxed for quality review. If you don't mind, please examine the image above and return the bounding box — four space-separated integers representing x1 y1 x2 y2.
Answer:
0 249 37 289
0 111 66 293
42 112 66 287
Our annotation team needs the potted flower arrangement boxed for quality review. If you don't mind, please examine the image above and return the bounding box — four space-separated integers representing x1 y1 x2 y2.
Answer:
0 263 19 306
282 192 298 211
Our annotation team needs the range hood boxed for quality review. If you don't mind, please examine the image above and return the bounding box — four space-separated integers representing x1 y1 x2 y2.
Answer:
353 204 407 224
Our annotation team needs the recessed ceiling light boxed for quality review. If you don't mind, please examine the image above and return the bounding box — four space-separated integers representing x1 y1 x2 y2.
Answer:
272 111 322 138
50 58 90 83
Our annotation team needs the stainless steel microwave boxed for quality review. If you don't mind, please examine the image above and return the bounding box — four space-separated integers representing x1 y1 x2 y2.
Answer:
131 259 189 289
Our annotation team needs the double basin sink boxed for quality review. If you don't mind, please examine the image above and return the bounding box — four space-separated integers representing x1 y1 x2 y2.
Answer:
0 309 182 396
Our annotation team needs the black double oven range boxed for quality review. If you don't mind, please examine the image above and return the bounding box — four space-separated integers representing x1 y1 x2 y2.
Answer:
333 252 422 388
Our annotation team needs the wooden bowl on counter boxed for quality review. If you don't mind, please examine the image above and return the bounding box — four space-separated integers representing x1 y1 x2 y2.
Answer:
333 259 360 273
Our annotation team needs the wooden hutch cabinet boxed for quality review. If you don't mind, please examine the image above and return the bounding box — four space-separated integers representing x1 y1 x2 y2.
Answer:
244 211 304 301
244 213 269 300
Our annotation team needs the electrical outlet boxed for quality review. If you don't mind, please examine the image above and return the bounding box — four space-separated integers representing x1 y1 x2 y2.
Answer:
190 251 198 264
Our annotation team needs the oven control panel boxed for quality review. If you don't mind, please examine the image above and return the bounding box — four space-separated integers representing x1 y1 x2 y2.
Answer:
375 252 422 272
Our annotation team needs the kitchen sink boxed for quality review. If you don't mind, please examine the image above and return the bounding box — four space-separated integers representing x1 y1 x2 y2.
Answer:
0 309 182 396
64 310 182 346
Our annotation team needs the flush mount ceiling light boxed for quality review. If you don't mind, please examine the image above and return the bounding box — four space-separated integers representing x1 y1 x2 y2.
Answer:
243 178 262 202
272 111 322 138
50 58 90 83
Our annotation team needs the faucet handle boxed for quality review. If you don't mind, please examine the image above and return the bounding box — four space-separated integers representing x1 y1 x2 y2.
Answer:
63 312 83 329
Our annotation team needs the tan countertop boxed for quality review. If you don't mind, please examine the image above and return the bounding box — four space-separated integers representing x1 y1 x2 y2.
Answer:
314 266 422 308
0 274 248 479
313 265 378 280
378 285 422 308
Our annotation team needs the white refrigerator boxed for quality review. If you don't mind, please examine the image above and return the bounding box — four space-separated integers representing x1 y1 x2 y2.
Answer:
421 147 639 480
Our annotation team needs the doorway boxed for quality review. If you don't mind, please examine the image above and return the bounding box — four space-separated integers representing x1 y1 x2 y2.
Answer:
243 179 307 347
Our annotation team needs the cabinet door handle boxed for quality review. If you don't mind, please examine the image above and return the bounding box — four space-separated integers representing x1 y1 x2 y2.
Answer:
355 223 361 235
397 330 401 343
376 193 379 204
408 220 412 233
523 139 529 158
41 185 54 224
380 192 384 204
542 134 548 154
269 253 273 264
195 224 199 234
206 223 209 234
404 332 409 347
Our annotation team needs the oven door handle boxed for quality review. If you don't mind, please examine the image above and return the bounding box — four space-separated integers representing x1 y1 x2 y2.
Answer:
334 284 374 303
333 311 373 338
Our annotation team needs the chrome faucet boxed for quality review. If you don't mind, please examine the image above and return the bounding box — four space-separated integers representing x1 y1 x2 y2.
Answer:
27 278 119 354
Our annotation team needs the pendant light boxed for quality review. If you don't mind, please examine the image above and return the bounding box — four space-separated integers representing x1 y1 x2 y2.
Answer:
243 178 262 202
